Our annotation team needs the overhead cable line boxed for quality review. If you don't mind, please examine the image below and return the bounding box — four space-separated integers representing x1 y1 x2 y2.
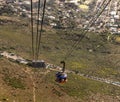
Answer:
64 0 107 57
64 0 107 60
30 0 35 60
62 0 107 55
36 0 47 60
64 0 112 61
88 0 107 27
94 0 107 12
35 0 41 60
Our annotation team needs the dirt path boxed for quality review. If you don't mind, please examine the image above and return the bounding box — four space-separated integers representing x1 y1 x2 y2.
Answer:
23 67 50 102
23 68 36 102
29 72 36 102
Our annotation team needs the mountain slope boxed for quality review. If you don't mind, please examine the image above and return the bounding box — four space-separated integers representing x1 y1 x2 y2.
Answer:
0 15 120 101
0 15 120 81
0 58 120 102
0 58 79 102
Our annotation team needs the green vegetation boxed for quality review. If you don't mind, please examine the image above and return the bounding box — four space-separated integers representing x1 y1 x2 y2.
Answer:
1 59 26 90
45 71 120 100
61 74 120 97
4 76 25 89
0 16 120 81
0 16 120 101
0 55 3 58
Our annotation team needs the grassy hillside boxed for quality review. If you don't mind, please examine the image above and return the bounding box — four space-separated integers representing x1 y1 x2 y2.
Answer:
0 58 79 102
0 58 120 102
0 16 120 101
0 16 120 80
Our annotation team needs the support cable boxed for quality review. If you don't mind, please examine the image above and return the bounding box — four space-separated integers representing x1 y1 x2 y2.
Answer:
64 0 112 61
30 0 35 60
36 0 47 60
35 0 41 60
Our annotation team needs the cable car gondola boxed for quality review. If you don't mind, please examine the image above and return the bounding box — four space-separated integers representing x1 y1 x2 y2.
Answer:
55 61 67 83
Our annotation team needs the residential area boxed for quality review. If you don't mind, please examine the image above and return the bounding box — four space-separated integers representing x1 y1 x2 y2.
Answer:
0 0 120 34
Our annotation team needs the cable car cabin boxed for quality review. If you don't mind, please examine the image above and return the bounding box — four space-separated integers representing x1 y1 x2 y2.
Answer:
55 72 67 83
31 60 46 68
55 61 67 83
